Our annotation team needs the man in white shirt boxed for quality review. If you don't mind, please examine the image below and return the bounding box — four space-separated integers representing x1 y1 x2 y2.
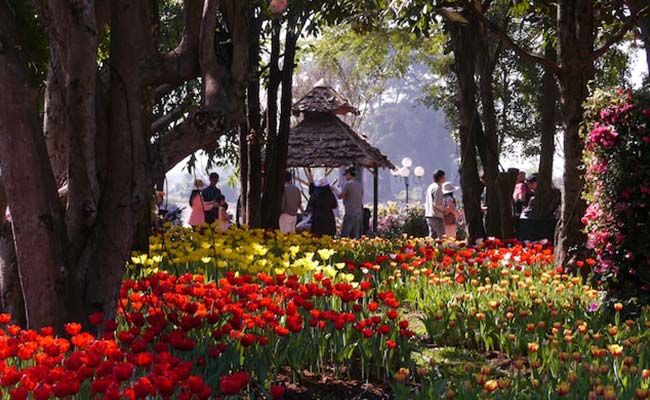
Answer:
424 170 446 239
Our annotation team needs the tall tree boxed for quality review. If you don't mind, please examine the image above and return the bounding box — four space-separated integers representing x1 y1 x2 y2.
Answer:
242 0 383 229
472 0 647 268
0 0 253 329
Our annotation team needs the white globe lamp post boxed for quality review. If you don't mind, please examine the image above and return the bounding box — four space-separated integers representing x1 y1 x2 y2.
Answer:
398 158 424 205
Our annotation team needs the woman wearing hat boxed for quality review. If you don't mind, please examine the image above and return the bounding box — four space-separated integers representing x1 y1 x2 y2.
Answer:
188 179 216 227
306 177 338 237
442 182 461 238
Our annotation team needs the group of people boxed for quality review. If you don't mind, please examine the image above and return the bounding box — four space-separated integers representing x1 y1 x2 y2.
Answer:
181 167 547 239
423 167 554 240
513 171 538 218
279 167 365 238
424 169 461 239
188 172 230 231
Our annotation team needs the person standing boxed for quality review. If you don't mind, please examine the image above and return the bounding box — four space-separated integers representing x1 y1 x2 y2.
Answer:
279 171 302 234
424 170 446 239
308 177 337 237
512 171 528 216
520 173 538 219
442 182 461 238
188 179 215 227
337 167 364 238
215 194 231 232
202 172 222 224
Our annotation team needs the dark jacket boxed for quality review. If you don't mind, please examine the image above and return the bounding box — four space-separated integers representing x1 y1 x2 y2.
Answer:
308 186 337 236
202 186 222 223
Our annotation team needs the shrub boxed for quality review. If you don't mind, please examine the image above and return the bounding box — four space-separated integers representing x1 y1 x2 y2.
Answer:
375 202 429 238
582 88 650 305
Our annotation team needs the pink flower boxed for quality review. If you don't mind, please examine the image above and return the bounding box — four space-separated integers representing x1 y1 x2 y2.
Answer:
588 123 618 148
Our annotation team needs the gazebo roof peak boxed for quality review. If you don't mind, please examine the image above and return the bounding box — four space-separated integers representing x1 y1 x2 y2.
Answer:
292 85 360 116
287 113 394 170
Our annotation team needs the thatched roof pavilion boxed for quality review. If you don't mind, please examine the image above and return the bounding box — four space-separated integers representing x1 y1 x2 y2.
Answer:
288 85 395 231
292 86 360 116
287 113 394 169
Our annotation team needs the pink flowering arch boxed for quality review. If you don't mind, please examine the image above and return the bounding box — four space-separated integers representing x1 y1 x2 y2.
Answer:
582 89 650 304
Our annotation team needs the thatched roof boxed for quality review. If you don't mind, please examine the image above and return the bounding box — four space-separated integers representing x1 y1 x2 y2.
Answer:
287 112 395 169
292 86 359 116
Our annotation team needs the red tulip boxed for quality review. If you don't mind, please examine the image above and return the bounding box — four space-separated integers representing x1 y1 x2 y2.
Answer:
270 383 286 399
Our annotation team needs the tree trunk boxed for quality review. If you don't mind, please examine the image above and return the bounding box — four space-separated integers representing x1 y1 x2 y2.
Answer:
261 28 298 229
264 20 282 179
0 3 70 329
239 124 249 225
555 0 595 268
0 223 23 326
477 27 503 238
0 179 25 326
531 44 559 220
450 17 486 243
497 169 518 239
72 0 156 322
244 9 263 228
43 63 68 186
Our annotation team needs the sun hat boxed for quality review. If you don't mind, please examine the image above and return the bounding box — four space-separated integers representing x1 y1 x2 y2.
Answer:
194 179 207 190
315 177 330 187
442 182 459 194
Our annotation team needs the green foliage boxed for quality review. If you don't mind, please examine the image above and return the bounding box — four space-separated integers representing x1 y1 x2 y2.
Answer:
158 0 184 52
7 0 48 84
297 25 444 127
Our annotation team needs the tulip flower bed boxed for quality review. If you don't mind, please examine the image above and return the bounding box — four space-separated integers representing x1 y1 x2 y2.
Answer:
1 227 650 399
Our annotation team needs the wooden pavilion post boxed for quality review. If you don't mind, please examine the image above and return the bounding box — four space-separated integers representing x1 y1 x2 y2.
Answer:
373 164 379 234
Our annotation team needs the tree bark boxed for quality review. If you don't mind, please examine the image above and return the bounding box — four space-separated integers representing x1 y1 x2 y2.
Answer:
36 0 102 276
244 9 263 228
72 0 156 322
247 131 263 228
497 169 518 239
477 20 503 238
199 0 229 110
450 16 487 243
0 178 25 326
0 0 254 329
43 63 67 186
531 44 559 220
262 29 298 229
554 0 595 268
264 20 282 178
0 3 70 329
156 108 225 174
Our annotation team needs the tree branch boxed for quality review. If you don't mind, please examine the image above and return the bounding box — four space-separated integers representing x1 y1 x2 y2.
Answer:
464 1 561 74
155 108 227 173
151 104 189 133
199 0 232 108
143 0 203 86
154 84 177 103
592 5 650 59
